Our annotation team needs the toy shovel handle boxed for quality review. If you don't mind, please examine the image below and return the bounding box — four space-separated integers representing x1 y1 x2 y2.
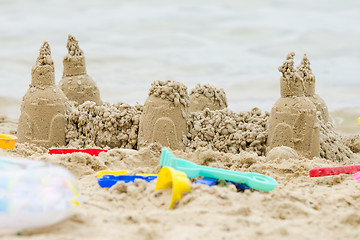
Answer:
198 165 277 192
242 172 278 192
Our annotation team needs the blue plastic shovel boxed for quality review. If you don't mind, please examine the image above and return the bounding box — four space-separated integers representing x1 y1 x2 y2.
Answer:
160 148 278 192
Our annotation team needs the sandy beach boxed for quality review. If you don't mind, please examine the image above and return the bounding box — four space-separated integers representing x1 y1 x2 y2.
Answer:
1 1 360 239
1 112 360 239
2 65 360 239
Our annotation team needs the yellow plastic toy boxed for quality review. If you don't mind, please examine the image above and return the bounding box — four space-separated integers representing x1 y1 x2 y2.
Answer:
155 167 191 209
97 170 129 178
0 134 17 150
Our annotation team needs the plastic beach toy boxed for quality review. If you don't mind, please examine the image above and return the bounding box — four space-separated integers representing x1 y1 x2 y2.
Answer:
98 175 158 188
97 170 158 188
160 148 277 192
0 134 17 150
49 148 108 156
353 171 360 183
310 165 360 177
155 167 191 209
97 170 129 178
0 156 81 231
195 177 251 190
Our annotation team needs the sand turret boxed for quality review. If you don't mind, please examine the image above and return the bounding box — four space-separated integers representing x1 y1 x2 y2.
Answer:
189 84 227 112
296 54 329 122
17 42 67 147
59 34 101 105
267 52 320 159
138 80 189 150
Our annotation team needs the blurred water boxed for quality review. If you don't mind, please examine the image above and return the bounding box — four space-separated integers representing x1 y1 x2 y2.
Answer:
0 0 359 133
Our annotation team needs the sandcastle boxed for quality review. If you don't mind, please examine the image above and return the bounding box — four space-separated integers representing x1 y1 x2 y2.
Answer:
267 52 320 159
296 54 329 122
138 80 190 150
189 84 228 112
17 42 67 147
58 35 101 105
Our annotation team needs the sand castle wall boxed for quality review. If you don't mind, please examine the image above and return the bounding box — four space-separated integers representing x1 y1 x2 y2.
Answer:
66 99 353 162
189 84 228 112
59 35 101 105
138 80 190 151
17 42 67 148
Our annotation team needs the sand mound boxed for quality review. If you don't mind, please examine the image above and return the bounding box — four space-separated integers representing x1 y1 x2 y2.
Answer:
66 101 142 149
319 118 354 162
189 83 227 112
185 107 268 156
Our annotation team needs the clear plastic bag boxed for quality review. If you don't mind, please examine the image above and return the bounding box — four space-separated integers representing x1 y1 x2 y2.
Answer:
0 156 81 230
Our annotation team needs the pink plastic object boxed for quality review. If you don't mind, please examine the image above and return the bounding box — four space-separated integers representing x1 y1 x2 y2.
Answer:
310 165 360 177
352 172 360 183
48 149 108 156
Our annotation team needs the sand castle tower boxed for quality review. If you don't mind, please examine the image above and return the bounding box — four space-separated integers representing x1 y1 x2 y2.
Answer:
267 52 320 159
189 84 228 112
138 80 190 150
58 34 101 105
296 54 329 122
17 42 67 147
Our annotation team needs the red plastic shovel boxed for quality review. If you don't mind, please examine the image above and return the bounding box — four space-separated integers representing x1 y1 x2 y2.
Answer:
48 148 108 156
310 165 360 177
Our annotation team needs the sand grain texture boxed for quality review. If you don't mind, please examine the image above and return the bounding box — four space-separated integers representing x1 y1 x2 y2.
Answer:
1 133 360 240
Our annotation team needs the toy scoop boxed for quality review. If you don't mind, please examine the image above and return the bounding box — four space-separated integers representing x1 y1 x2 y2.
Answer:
160 148 277 192
155 167 191 209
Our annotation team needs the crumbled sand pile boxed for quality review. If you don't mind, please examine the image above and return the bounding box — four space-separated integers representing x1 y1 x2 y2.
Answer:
189 83 227 112
65 34 84 58
343 135 360 154
319 117 354 162
184 107 268 156
138 80 189 150
147 80 190 118
66 101 142 149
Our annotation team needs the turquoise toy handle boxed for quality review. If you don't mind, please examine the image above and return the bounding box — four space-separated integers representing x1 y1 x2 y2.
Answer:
197 165 277 192
160 148 277 192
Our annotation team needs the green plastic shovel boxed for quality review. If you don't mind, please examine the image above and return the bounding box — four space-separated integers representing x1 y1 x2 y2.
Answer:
160 148 278 192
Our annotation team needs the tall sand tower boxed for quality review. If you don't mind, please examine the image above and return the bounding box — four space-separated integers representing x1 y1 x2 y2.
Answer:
267 52 320 159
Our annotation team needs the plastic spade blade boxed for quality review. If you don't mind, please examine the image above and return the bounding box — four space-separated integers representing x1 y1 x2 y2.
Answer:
160 148 277 192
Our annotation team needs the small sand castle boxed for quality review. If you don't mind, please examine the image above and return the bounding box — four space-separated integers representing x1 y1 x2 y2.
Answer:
17 42 67 147
59 35 101 105
138 80 190 150
189 84 227 112
267 52 320 159
296 54 329 122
